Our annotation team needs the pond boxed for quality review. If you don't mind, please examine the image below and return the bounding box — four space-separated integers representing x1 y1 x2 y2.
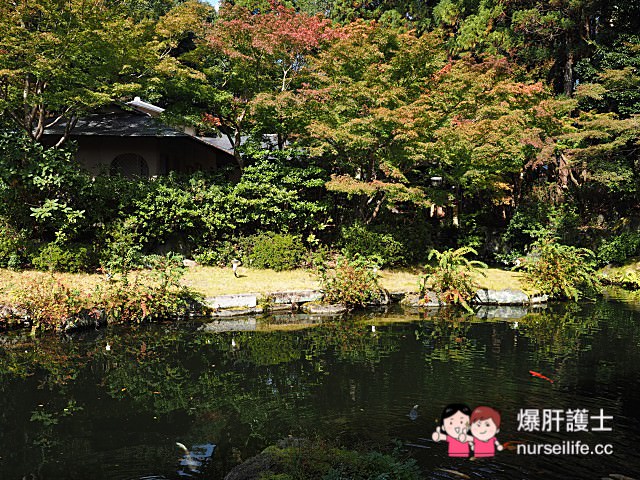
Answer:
1 299 640 479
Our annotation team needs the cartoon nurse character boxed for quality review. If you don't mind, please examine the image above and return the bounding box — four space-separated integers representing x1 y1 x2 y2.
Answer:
469 405 504 457
432 403 473 457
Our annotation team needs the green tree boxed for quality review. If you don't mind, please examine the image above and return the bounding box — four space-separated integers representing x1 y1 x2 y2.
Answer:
419 56 557 224
0 0 153 146
300 21 447 223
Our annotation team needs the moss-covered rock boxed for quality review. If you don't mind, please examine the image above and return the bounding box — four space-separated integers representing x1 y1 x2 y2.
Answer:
224 439 420 480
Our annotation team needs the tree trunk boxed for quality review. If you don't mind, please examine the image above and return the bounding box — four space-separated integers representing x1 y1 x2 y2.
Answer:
563 36 574 96
233 129 244 170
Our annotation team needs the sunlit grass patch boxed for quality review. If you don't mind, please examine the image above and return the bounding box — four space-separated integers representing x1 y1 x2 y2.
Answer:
0 269 102 304
473 268 529 292
181 266 320 297
1 266 529 305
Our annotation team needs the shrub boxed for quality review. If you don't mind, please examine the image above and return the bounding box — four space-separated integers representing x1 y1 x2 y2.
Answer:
317 255 382 308
0 220 27 269
519 238 601 301
248 232 306 271
98 218 144 274
597 232 640 265
420 247 487 312
13 254 200 331
12 273 100 331
340 223 405 267
97 253 199 323
227 153 330 235
502 201 581 260
31 243 95 273
193 237 253 267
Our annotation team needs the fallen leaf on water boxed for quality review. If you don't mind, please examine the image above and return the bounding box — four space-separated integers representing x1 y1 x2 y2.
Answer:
438 468 471 479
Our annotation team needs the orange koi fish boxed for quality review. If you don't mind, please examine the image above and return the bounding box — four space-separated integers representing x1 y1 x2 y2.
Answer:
502 440 526 451
529 370 554 384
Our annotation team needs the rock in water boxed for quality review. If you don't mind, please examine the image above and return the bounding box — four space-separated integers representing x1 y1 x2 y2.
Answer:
409 404 419 421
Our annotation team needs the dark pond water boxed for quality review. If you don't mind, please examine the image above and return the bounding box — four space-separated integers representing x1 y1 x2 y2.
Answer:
1 299 640 479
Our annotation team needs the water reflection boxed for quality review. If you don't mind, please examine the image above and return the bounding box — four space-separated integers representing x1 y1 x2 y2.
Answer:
176 443 215 477
0 303 639 479
416 309 481 364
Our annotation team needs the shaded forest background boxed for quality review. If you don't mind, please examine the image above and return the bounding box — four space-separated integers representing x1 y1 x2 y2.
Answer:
1 0 639 272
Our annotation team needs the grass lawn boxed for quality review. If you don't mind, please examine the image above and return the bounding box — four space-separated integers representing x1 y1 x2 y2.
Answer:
0 269 102 305
184 265 527 297
600 259 640 277
1 265 527 303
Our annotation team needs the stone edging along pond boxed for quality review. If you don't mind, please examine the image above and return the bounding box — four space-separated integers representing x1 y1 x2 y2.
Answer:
203 288 549 317
0 288 548 333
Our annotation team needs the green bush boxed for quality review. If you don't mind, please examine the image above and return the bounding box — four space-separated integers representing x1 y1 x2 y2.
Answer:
502 202 581 260
227 153 330 235
98 218 144 274
0 130 91 242
420 246 487 312
597 232 640 265
98 253 198 323
31 243 95 273
317 255 382 308
0 220 27 269
519 238 601 301
248 232 306 271
340 223 405 267
193 237 253 267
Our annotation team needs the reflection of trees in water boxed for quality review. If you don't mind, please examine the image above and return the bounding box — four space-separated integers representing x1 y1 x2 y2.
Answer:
1 305 640 477
516 304 600 362
416 308 482 364
0 319 402 472
308 320 398 365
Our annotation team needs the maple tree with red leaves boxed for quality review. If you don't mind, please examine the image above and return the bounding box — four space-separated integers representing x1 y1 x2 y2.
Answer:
203 0 338 168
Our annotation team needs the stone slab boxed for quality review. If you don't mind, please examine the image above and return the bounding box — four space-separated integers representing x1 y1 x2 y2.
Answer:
205 294 257 309
529 294 549 304
268 290 323 304
211 307 260 317
200 318 257 332
474 289 529 305
301 303 347 315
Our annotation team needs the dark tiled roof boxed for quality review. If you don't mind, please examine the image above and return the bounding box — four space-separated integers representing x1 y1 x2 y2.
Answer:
197 134 282 153
42 104 278 158
197 135 237 154
44 111 188 137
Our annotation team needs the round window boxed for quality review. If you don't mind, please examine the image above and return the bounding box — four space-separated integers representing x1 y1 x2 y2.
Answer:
110 153 149 178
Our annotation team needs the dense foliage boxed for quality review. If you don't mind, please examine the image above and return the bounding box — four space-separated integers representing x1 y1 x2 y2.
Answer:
519 237 601 301
420 247 487 311
259 440 420 480
12 254 199 331
1 0 639 274
317 255 382 308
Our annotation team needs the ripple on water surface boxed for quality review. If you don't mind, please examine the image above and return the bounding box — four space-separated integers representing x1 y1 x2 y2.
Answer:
0 302 639 479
